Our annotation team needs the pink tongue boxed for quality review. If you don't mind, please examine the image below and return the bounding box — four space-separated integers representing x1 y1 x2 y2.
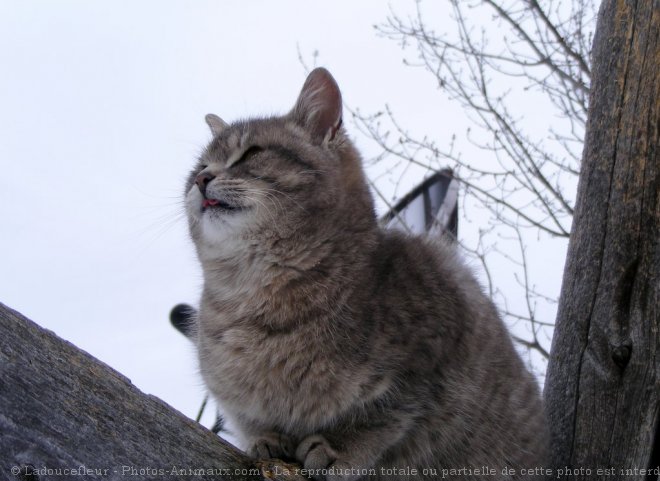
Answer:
203 199 219 208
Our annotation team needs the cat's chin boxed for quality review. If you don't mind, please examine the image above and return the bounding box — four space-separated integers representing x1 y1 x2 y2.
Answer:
202 203 249 216
200 208 250 230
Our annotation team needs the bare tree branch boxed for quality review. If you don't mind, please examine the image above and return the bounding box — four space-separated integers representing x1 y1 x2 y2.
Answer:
357 0 596 364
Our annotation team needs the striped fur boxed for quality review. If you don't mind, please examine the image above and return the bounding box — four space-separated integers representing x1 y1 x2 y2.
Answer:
185 68 548 481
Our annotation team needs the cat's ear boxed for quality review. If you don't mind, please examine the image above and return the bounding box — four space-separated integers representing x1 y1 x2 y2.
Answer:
291 68 343 144
205 113 229 136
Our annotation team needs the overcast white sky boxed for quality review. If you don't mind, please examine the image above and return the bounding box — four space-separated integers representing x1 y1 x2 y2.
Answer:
0 1 570 431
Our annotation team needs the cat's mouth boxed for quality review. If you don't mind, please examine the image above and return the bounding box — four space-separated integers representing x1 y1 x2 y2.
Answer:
202 197 243 213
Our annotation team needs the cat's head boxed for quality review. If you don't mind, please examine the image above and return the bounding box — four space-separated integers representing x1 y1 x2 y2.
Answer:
185 68 376 261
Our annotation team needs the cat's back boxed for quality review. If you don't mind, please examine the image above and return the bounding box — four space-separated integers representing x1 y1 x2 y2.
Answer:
370 230 492 344
369 230 549 475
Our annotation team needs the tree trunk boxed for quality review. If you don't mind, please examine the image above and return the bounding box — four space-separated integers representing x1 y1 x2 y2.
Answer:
544 0 659 480
0 302 306 481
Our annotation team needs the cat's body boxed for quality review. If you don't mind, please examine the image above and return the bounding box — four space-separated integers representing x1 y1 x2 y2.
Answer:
185 68 548 481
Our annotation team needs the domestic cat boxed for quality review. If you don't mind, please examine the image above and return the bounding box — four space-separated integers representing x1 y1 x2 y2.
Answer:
184 68 548 480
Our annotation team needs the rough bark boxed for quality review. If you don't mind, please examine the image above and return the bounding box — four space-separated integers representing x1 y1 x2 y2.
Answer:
0 302 306 481
544 0 659 480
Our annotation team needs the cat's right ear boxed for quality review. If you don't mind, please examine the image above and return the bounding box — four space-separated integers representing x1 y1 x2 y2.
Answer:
291 68 343 145
205 113 229 136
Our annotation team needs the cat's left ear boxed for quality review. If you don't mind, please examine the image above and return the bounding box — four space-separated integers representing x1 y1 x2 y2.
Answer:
291 68 342 144
205 113 228 136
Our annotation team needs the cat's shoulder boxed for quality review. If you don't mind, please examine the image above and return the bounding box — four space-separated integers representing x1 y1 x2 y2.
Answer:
376 229 465 274
374 229 485 302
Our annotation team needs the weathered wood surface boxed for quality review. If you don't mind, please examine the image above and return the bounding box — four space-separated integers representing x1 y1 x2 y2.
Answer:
544 0 659 479
0 302 306 481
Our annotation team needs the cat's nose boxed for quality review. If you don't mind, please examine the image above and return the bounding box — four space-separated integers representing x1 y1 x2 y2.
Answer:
195 172 215 196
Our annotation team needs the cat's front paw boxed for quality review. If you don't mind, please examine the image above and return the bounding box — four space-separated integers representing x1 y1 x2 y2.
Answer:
247 432 295 461
295 435 358 481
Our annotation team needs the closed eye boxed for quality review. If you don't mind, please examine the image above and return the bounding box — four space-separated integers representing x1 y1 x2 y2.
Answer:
232 145 264 167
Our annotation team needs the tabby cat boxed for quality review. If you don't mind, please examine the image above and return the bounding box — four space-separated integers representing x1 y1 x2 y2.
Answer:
184 68 548 480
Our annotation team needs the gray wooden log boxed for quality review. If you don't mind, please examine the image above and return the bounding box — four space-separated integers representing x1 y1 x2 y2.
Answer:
544 0 659 479
0 302 307 481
